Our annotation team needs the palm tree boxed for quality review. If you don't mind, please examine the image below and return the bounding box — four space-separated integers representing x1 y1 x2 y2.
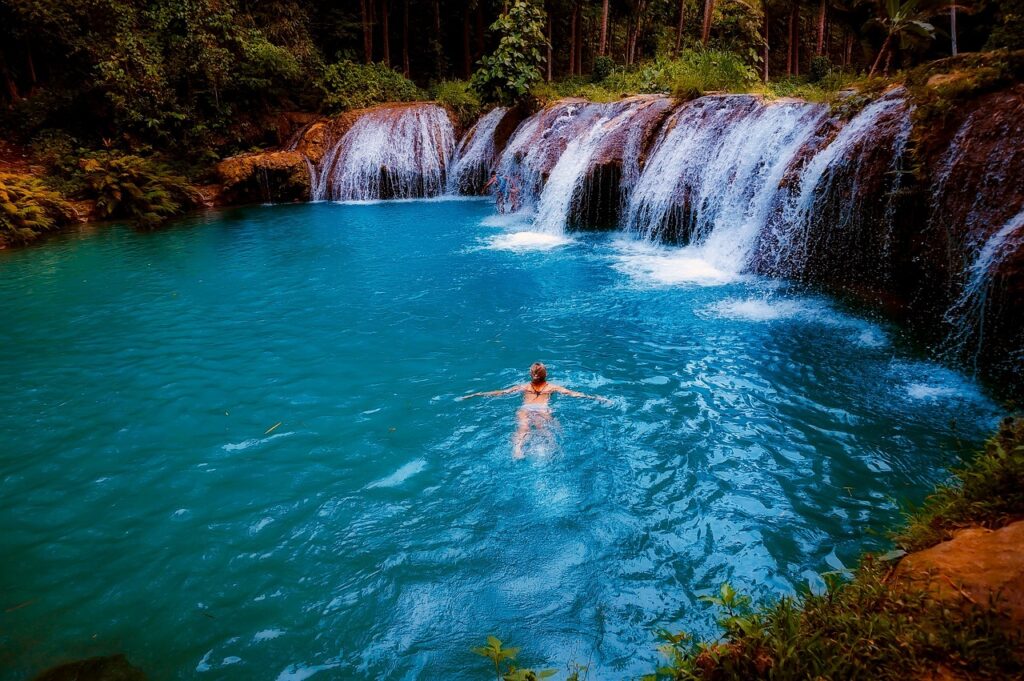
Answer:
867 0 943 76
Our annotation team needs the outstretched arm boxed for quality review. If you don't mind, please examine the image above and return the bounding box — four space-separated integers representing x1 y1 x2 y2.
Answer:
552 385 612 404
458 385 525 401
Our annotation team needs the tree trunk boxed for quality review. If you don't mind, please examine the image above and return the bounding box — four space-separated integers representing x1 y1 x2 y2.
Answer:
402 0 410 76
433 0 443 77
546 8 553 81
844 30 854 67
786 7 793 75
463 3 472 78
816 0 826 56
675 0 686 56
950 5 958 56
476 4 485 59
599 0 610 55
763 6 769 83
868 33 892 77
791 4 800 76
575 6 584 74
381 0 391 66
361 0 374 63
569 4 578 75
701 0 715 45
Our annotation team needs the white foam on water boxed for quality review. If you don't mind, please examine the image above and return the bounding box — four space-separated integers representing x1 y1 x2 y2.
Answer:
485 231 573 251
222 431 294 452
254 629 285 642
275 662 341 681
905 383 961 400
890 361 988 404
611 239 740 286
367 459 427 489
710 298 809 321
480 209 535 229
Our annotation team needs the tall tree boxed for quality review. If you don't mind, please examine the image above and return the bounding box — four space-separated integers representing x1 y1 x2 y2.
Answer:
361 0 374 63
402 0 410 75
381 0 391 66
868 0 942 76
702 0 715 45
816 0 827 54
675 0 687 54
599 0 611 54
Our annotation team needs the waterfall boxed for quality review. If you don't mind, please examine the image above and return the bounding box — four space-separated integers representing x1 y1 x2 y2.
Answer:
447 107 508 194
494 96 672 233
944 208 1024 369
623 96 825 273
313 104 456 202
758 90 911 278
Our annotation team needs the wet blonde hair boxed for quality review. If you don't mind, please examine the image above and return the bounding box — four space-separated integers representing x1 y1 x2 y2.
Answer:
529 362 547 381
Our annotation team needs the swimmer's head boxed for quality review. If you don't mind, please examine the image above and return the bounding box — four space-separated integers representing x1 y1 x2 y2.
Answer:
529 362 546 382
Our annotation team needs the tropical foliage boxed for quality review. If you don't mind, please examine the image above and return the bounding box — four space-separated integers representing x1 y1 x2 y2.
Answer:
0 173 74 245
471 0 548 105
79 153 202 228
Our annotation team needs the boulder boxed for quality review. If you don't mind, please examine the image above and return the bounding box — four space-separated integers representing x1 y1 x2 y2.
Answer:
215 150 310 204
896 520 1024 632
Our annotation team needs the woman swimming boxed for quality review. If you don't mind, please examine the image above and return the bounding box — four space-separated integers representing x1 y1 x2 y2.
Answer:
459 362 610 458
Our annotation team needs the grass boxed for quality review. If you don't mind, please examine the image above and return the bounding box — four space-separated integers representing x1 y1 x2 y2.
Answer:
530 49 760 105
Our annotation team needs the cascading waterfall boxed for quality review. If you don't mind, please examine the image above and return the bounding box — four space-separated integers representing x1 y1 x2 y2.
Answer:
495 101 606 210
532 104 648 233
944 208 1024 368
759 90 911 277
624 96 826 273
313 104 456 201
447 107 507 194
492 97 672 234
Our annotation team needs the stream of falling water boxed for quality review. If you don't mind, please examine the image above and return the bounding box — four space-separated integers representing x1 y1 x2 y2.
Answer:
313 104 455 202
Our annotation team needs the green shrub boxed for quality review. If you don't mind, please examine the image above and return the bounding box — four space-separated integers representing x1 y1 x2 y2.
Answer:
809 55 832 83
471 0 548 105
431 80 482 128
319 60 424 113
79 152 202 228
592 55 614 83
0 173 76 246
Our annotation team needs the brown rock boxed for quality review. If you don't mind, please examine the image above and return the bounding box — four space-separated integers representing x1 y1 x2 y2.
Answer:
215 150 310 204
32 654 146 681
895 520 1024 630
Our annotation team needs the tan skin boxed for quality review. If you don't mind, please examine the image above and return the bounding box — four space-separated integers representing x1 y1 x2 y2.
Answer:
460 364 610 459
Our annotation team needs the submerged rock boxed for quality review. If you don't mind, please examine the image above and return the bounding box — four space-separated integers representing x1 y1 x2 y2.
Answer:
32 654 146 681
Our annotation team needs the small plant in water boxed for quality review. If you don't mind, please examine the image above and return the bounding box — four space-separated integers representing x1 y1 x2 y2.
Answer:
473 636 556 681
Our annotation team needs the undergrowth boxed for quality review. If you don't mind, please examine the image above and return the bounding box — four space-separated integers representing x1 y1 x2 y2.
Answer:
0 173 76 246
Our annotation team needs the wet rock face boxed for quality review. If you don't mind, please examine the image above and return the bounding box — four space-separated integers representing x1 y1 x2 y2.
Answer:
32 654 146 681
915 86 1024 386
896 521 1024 633
215 150 310 204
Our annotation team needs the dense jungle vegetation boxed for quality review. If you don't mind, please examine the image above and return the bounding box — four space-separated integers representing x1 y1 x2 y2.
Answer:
0 0 1021 242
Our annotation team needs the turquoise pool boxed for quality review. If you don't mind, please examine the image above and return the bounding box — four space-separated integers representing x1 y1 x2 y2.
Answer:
0 200 1000 679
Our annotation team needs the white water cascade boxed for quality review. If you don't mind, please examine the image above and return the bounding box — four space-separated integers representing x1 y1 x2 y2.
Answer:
447 107 507 194
944 208 1024 368
760 90 911 276
312 104 456 202
531 104 649 233
624 96 826 274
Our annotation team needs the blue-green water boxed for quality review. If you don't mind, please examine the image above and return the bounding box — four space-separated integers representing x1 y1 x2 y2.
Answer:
0 200 1001 679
